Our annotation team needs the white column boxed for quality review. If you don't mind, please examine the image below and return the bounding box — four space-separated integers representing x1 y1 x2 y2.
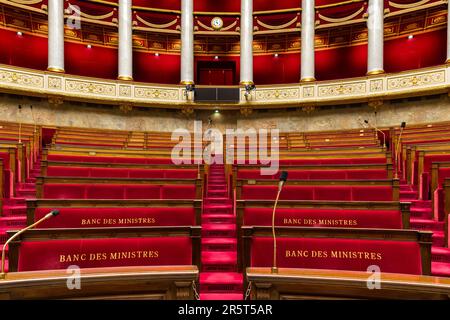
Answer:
240 0 253 85
300 0 315 82
180 0 194 84
118 0 133 80
447 1 450 63
367 0 384 75
47 0 65 72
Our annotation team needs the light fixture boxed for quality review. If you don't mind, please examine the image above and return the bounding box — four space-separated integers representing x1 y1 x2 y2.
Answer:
274 53 279 57
155 53 159 56
16 31 22 36
215 109 219 113
87 44 92 49
214 56 219 60
408 35 414 40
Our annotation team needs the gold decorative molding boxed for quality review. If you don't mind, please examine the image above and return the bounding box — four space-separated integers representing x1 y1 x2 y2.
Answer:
181 105 194 116
368 100 384 110
48 95 63 106
118 104 132 114
301 106 316 114
240 106 253 116
0 63 449 110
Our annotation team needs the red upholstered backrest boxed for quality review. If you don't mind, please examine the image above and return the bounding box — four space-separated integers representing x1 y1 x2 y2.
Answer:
0 152 11 169
42 184 196 199
438 168 450 187
424 155 450 175
34 207 196 228
237 169 387 180
251 237 422 274
47 155 174 165
17 237 192 271
243 208 403 229
241 185 393 201
47 166 198 179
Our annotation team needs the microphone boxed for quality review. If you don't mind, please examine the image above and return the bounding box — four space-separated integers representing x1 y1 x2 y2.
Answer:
394 122 407 179
272 171 288 274
0 209 60 278
278 171 288 192
364 119 386 148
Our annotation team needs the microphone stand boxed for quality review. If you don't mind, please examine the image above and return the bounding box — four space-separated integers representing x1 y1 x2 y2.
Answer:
394 124 406 180
272 172 287 274
0 210 59 279
271 186 282 274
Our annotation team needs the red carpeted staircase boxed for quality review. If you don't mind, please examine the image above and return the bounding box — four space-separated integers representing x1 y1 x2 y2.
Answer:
400 183 450 277
0 155 41 272
199 164 243 300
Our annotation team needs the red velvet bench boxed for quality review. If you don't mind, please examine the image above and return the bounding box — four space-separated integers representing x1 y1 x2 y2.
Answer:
26 199 203 227
6 226 201 272
234 163 393 181
40 160 201 179
241 226 432 275
236 179 400 202
35 176 204 200
236 200 410 230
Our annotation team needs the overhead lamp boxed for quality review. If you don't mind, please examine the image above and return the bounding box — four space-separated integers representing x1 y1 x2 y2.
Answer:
155 53 159 56
87 44 92 49
408 35 414 40
16 31 22 36
214 56 219 60
274 53 279 57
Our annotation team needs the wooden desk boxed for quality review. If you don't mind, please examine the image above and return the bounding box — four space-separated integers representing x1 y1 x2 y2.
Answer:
246 267 450 300
0 266 198 299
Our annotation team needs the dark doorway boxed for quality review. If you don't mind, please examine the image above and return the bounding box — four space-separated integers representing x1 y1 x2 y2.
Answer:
197 60 236 85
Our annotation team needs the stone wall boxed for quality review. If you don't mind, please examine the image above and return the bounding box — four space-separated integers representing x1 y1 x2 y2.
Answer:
1 93 449 133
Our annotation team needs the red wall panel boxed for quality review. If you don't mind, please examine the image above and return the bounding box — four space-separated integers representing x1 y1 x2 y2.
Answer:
384 29 446 73
64 42 118 79
316 44 368 80
0 29 47 71
254 53 301 84
133 52 180 84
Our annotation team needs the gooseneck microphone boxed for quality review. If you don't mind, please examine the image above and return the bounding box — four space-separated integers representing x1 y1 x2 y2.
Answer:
272 171 288 274
364 119 386 148
0 210 59 278
394 122 407 179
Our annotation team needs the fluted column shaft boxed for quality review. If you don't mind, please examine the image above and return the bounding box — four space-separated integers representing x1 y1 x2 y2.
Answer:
240 0 253 85
367 0 384 75
180 0 194 84
47 0 65 72
118 0 133 80
301 0 315 82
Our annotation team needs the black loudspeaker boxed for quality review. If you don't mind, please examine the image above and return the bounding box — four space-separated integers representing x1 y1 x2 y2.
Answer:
194 88 240 103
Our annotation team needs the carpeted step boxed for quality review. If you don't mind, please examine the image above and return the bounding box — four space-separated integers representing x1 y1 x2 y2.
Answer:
207 191 228 198
202 238 237 251
432 247 450 263
400 190 418 200
431 261 450 277
200 272 243 293
400 185 413 191
410 218 444 231
202 224 236 238
0 216 27 228
408 200 432 208
2 205 27 216
432 231 445 247
202 214 235 224
410 207 432 219
202 251 237 272
203 206 233 215
200 293 243 300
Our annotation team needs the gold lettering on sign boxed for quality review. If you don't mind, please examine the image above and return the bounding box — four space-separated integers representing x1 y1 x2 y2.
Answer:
283 218 358 226
80 217 157 225
58 251 160 263
284 250 383 261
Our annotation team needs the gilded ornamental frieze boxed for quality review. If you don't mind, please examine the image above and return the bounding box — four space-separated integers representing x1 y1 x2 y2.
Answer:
0 64 448 109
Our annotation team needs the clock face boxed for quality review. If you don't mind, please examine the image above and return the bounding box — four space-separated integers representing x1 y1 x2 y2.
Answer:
211 17 223 30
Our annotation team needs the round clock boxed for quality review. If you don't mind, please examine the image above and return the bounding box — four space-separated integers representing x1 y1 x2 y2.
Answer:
211 17 224 31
